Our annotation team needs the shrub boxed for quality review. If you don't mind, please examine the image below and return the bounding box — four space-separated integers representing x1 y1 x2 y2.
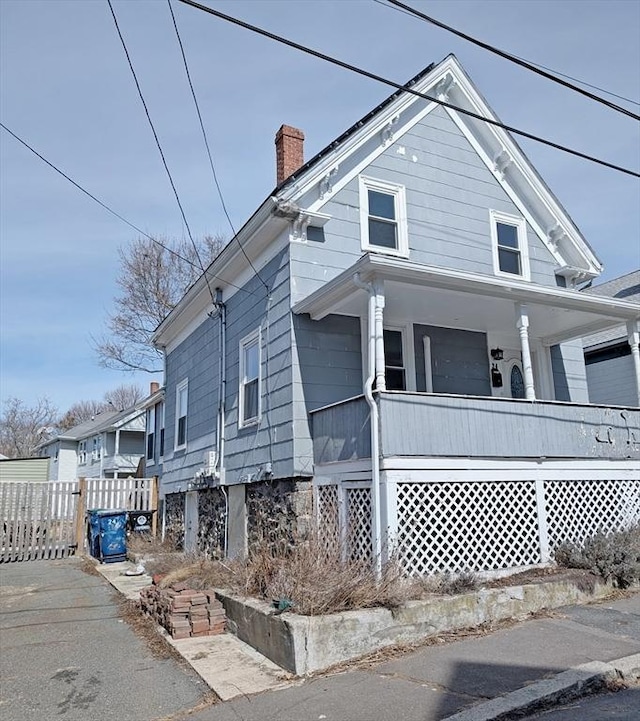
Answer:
554 526 640 589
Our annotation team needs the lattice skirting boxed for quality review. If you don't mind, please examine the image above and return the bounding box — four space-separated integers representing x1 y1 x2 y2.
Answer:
314 476 640 576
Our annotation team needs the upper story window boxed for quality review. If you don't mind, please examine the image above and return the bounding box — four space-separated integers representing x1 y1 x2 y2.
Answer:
91 436 102 462
239 329 261 428
490 210 529 280
78 440 87 465
175 380 188 450
359 176 408 257
146 406 155 461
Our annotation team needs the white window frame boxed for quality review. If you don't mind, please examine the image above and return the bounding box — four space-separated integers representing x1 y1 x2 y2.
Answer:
239 328 262 429
146 406 156 461
490 210 530 281
359 176 409 258
159 402 165 460
78 440 87 465
175 379 188 451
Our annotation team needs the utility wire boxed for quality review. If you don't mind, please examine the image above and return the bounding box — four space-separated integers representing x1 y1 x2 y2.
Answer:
166 0 269 292
0 121 258 298
380 0 640 116
106 0 216 301
177 0 640 179
377 0 639 108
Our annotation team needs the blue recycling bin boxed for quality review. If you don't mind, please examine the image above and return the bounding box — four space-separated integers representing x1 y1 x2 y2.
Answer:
87 509 127 563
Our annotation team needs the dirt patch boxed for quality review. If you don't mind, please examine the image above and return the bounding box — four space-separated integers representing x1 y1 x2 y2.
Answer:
483 566 594 589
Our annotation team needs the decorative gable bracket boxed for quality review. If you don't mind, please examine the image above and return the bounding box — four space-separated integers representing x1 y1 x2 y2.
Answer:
494 150 513 179
380 115 400 146
434 73 456 101
319 166 340 199
547 224 568 255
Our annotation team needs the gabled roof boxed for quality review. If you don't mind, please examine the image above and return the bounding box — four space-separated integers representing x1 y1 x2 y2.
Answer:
154 54 605 347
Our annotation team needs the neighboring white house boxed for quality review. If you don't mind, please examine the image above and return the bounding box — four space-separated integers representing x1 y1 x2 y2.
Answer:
37 407 146 480
582 270 640 406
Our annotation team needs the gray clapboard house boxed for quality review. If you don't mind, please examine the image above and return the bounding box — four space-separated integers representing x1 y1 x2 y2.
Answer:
153 55 640 573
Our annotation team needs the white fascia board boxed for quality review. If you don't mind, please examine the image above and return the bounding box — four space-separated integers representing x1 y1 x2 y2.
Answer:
153 200 289 348
292 254 639 322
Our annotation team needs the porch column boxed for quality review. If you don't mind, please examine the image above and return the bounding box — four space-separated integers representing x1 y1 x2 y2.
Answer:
627 320 640 405
374 280 386 391
115 428 120 457
516 303 536 400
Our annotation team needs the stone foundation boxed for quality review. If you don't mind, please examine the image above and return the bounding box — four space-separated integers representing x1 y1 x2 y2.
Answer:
197 487 226 558
164 493 185 549
246 478 313 550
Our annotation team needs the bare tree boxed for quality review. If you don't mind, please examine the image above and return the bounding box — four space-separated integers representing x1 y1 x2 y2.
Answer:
95 235 224 373
57 384 145 431
103 383 145 411
0 397 59 458
57 400 109 432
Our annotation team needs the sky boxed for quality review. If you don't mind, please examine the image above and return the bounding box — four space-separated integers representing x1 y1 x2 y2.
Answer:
1 0 639 415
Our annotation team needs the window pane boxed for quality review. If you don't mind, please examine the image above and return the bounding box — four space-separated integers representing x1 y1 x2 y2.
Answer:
147 433 154 460
369 218 397 248
178 387 188 415
384 330 404 367
244 378 259 421
510 365 525 399
244 341 259 380
386 367 406 391
177 416 186 446
498 247 521 275
368 190 395 220
159 428 165 457
496 222 519 249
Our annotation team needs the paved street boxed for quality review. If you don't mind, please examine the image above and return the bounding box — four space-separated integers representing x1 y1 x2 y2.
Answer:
0 558 211 721
1 558 639 721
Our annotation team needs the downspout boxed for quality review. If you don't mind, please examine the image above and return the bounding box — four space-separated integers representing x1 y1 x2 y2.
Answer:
353 273 382 579
214 288 228 555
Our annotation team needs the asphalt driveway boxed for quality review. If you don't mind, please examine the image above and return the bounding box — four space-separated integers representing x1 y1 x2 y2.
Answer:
0 557 210 721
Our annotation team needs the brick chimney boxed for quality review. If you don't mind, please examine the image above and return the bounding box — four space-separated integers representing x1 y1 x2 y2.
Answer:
150 381 160 395
275 125 304 185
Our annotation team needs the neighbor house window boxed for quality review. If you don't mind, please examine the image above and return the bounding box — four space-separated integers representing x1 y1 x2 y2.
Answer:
175 380 188 450
384 329 406 391
239 329 261 427
359 176 408 256
78 441 86 465
146 406 155 461
490 210 529 279
92 436 102 462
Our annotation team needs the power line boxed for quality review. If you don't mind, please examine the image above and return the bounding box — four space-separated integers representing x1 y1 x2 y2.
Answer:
380 0 640 117
166 0 269 292
177 0 640 179
0 121 258 298
106 0 216 301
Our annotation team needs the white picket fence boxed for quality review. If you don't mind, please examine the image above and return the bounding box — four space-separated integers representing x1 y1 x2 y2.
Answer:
0 477 156 563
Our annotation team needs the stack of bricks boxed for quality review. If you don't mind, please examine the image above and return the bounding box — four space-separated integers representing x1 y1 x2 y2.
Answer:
139 582 226 639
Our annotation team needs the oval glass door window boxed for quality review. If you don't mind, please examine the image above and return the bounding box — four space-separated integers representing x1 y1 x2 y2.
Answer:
510 364 526 399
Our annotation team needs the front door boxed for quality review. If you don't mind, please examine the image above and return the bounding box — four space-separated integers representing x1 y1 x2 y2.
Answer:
491 348 527 399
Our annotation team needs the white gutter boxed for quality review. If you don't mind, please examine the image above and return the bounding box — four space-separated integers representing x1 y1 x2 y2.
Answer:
353 273 382 579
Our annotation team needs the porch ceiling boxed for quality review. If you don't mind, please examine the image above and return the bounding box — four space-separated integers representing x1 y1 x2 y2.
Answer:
292 255 639 346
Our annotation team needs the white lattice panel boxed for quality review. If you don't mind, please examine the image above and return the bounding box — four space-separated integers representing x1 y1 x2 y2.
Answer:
316 485 340 557
346 487 372 561
545 480 640 547
396 481 541 575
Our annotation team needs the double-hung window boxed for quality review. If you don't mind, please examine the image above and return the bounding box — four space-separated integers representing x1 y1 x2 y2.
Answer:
78 441 87 465
175 380 188 450
146 406 155 461
383 329 407 391
159 403 165 458
239 329 261 427
360 177 408 256
490 210 529 280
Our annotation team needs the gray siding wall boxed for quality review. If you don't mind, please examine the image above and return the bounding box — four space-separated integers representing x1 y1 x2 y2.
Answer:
162 245 294 492
291 105 559 304
413 324 491 395
550 340 589 403
586 354 637 406
118 431 144 456
292 314 363 475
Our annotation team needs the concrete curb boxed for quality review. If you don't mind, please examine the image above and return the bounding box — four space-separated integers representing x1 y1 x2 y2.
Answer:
442 653 640 721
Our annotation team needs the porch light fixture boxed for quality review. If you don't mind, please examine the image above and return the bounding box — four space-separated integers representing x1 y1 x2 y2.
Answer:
490 347 504 361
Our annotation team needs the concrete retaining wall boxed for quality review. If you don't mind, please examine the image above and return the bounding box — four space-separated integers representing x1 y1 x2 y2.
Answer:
217 576 613 675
